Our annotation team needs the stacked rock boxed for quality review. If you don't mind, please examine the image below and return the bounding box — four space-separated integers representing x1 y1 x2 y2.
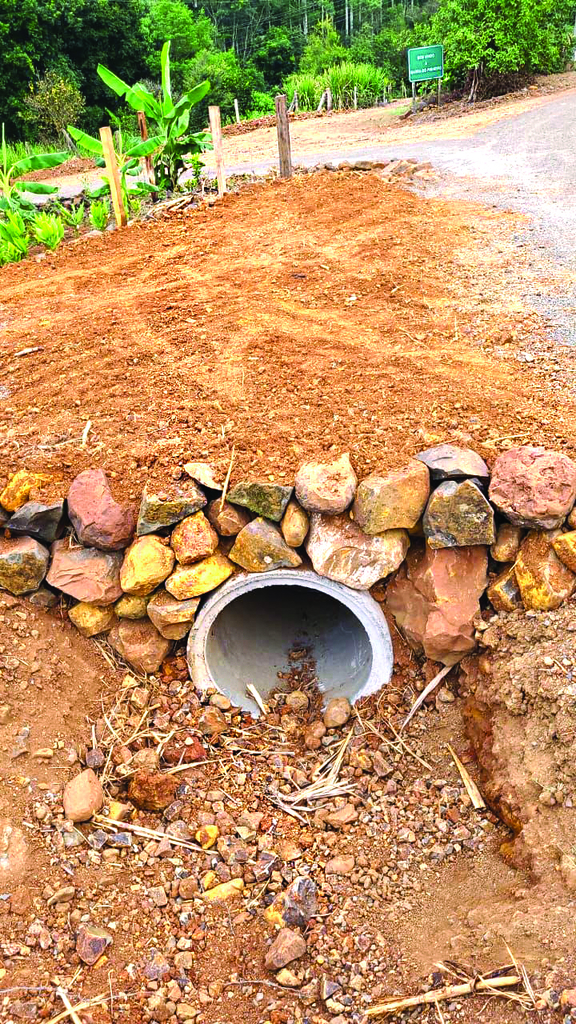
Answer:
1 443 576 673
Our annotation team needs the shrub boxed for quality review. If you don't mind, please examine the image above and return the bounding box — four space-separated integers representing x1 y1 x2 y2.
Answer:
31 211 65 250
25 72 85 142
300 19 346 75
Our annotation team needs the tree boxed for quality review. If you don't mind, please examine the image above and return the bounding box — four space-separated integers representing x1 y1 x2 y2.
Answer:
181 49 263 126
144 0 215 66
253 27 298 89
25 71 85 141
430 0 574 100
300 18 346 74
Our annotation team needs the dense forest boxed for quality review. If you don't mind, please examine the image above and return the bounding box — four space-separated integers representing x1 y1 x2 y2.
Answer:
2 0 575 141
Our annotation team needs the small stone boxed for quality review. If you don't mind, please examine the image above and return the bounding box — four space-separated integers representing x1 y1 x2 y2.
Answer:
171 512 219 565
47 886 75 906
229 518 302 572
0 536 49 594
415 444 489 481
553 531 576 572
277 840 302 862
165 551 234 598
515 529 576 611
7 500 64 543
307 513 409 590
295 453 357 514
304 720 326 750
276 968 301 987
142 949 171 980
63 769 103 822
353 461 430 533
149 885 168 907
76 923 113 965
176 1003 199 1020
128 769 177 811
28 585 58 609
323 698 351 728
265 928 306 970
68 601 116 637
137 481 206 536
423 480 495 548
196 824 219 849
487 565 522 612
183 461 224 491
491 523 522 562
210 693 231 710
47 539 123 605
67 469 135 550
206 498 250 537
198 706 227 737
386 544 488 665
285 691 309 712
489 446 576 528
85 747 105 768
325 855 355 874
108 618 171 673
120 535 175 596
147 589 200 639
264 877 317 929
281 499 310 547
114 594 149 619
325 804 358 827
108 800 132 821
202 878 244 902
0 470 52 512
227 480 293 521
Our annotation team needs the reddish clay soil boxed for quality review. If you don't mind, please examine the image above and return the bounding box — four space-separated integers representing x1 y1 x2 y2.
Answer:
1 170 576 511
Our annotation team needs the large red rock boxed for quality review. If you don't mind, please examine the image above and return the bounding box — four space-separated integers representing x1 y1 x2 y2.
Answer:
295 453 357 514
108 618 171 674
67 469 135 550
47 539 123 605
489 446 576 529
386 544 488 665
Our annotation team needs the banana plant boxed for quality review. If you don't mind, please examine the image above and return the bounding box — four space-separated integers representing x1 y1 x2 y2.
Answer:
97 41 212 190
67 124 161 204
1 124 68 212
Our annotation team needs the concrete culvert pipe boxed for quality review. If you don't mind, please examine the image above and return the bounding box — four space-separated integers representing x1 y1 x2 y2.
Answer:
187 569 393 716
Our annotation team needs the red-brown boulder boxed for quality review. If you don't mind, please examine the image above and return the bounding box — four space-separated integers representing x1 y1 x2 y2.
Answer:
108 618 171 674
47 539 123 605
67 469 135 550
386 544 488 665
489 446 576 529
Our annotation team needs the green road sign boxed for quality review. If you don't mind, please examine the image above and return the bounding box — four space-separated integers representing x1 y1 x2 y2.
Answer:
408 45 444 83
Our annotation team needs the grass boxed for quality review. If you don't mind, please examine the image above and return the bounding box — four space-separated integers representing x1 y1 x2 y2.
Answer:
284 62 392 111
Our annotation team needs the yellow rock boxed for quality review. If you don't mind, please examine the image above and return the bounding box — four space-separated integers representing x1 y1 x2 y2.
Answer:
115 594 149 619
68 602 116 637
202 878 244 902
553 531 576 573
263 902 284 928
120 535 175 596
108 800 132 822
515 529 576 611
165 551 234 599
195 824 219 849
202 870 218 891
487 565 522 612
0 470 52 512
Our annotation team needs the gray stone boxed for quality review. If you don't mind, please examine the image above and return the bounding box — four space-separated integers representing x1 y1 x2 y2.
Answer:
227 481 293 521
423 479 495 548
415 444 489 481
0 536 49 595
7 501 64 543
229 518 302 572
137 481 206 536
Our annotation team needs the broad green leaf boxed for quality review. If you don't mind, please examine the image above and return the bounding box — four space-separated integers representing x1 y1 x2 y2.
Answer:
97 64 131 98
125 136 163 158
14 181 59 194
161 41 172 102
87 183 110 199
68 126 104 156
125 85 160 121
11 151 68 177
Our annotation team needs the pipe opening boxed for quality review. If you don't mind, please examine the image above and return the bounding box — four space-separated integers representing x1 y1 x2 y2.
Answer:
204 585 373 709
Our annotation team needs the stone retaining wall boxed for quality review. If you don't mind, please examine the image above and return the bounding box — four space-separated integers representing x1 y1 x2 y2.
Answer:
1 443 576 681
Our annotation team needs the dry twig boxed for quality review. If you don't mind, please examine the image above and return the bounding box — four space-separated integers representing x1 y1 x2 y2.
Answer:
401 664 452 731
447 743 485 810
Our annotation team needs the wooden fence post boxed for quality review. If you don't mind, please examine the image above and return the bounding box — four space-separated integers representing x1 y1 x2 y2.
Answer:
353 86 357 110
208 105 226 197
326 88 333 112
274 94 292 179
317 90 327 113
137 111 155 185
99 126 127 228
234 98 240 124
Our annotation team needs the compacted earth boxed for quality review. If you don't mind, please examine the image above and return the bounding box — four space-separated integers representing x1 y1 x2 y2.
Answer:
2 169 576 1023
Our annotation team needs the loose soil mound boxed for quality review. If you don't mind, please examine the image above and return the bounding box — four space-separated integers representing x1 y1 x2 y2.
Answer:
1 171 574 507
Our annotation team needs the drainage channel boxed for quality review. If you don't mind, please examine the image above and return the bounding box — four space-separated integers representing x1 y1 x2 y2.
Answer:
187 569 393 715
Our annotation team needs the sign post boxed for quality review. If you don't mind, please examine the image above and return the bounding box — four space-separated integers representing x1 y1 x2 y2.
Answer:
407 44 444 111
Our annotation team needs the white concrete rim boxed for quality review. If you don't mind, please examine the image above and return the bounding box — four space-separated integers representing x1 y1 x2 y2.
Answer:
187 568 394 716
